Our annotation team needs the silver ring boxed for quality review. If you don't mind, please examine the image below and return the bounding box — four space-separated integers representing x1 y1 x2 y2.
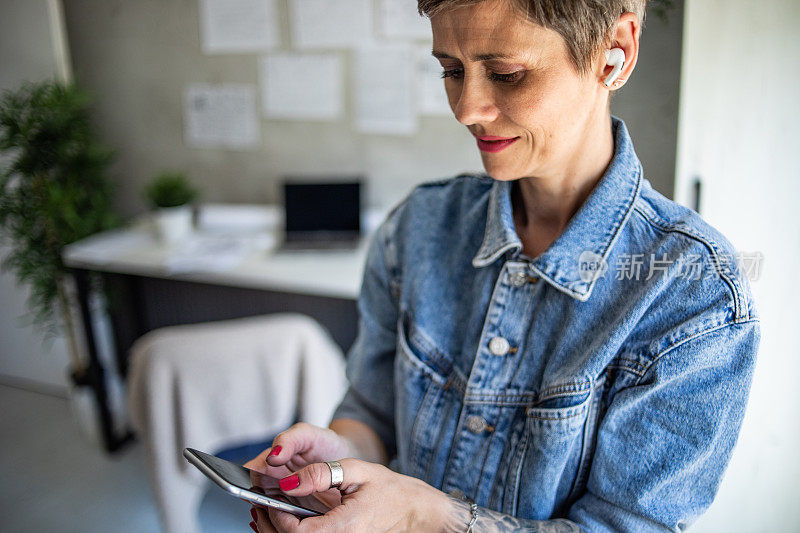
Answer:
325 460 344 489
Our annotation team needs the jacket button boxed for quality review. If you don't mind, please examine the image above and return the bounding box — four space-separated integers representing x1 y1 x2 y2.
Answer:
466 415 488 433
510 271 528 286
489 336 511 356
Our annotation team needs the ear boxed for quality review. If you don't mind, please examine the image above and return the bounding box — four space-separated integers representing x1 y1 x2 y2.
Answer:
597 12 641 90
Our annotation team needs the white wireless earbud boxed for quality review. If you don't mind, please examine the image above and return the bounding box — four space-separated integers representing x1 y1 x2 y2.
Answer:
603 47 626 87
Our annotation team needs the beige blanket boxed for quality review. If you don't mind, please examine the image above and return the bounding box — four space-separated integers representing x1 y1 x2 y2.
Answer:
127 313 347 533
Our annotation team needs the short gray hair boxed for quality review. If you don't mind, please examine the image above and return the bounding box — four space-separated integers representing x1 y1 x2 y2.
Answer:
418 0 647 74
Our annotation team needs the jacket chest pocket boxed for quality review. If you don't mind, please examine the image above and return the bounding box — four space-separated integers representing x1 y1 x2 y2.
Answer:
503 378 603 519
393 312 460 482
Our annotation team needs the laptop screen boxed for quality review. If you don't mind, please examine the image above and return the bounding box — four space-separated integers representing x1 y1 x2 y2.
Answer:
283 181 361 235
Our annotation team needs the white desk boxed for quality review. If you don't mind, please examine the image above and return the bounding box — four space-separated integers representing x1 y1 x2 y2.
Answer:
63 219 372 301
61 210 379 453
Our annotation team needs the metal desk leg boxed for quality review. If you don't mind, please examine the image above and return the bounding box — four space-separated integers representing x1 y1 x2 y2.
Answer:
71 268 134 454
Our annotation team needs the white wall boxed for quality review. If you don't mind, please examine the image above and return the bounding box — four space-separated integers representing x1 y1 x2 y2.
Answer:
0 1 71 392
674 0 800 530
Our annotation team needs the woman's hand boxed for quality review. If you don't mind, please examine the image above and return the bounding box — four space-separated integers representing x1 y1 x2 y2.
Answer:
252 458 451 532
243 422 358 532
243 422 357 477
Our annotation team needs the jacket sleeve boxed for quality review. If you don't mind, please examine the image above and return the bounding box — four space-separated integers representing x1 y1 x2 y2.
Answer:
331 209 401 456
567 319 761 532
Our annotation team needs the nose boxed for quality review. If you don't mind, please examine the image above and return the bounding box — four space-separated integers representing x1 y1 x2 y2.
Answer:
451 76 499 126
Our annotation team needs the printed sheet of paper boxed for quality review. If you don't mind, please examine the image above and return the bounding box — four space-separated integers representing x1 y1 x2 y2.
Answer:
183 83 260 150
289 0 374 49
416 44 452 116
354 44 417 135
164 233 274 274
199 0 280 54
379 0 431 40
260 53 344 120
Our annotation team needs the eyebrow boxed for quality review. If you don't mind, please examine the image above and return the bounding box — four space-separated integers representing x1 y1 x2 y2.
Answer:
431 50 514 61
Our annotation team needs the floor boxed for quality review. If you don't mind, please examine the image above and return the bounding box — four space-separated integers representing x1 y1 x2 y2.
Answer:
0 384 250 533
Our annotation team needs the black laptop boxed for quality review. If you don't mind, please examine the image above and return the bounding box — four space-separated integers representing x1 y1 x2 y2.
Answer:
277 180 362 251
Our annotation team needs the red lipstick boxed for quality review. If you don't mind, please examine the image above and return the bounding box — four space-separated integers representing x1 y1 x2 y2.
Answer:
475 135 520 153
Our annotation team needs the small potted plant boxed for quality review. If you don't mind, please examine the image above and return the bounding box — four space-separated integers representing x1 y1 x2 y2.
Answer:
143 171 198 244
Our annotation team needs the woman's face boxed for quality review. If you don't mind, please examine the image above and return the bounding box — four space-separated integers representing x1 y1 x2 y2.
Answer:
430 0 608 181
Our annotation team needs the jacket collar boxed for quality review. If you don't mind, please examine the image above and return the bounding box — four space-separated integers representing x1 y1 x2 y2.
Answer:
472 116 643 302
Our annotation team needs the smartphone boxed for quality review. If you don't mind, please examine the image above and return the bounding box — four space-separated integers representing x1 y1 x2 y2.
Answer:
183 448 333 517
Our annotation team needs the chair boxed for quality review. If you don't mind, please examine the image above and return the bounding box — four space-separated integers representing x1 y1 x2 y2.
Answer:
127 313 347 533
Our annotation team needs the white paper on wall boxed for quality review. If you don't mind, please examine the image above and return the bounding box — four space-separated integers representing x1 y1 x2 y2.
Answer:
260 53 344 120
289 0 374 49
416 44 452 116
379 0 431 40
199 0 280 54
353 44 417 135
183 83 261 150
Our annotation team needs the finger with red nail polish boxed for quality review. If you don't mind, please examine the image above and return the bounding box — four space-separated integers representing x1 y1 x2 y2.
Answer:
278 473 300 492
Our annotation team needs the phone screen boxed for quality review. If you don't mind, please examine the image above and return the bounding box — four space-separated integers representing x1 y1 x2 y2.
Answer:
187 448 334 515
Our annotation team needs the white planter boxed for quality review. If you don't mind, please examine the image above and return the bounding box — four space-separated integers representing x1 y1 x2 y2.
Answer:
153 205 193 244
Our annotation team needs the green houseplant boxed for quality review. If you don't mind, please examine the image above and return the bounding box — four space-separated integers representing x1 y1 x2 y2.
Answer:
143 171 197 243
0 81 118 373
144 171 198 209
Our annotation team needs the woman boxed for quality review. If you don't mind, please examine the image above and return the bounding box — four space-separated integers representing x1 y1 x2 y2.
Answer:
247 1 760 531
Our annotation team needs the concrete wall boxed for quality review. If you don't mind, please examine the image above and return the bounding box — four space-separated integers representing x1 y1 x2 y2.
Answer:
1 0 684 390
61 0 683 218
0 0 684 394
614 4 683 198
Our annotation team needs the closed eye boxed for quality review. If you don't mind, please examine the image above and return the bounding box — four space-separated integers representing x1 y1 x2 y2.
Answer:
440 68 464 80
488 71 524 83
440 69 524 84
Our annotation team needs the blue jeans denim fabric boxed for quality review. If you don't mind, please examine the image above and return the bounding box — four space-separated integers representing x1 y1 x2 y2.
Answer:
333 116 760 532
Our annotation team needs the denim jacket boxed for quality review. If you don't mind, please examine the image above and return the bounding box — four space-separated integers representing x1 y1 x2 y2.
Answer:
333 117 760 532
